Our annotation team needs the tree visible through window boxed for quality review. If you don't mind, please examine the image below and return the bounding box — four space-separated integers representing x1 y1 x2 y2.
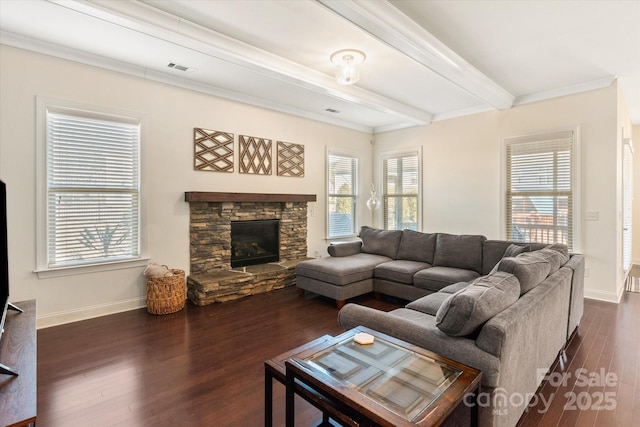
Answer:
505 131 575 250
328 153 357 238
383 152 419 231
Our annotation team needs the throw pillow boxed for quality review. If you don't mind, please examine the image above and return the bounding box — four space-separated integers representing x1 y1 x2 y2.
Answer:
359 226 403 259
490 243 529 273
503 243 528 258
435 272 520 337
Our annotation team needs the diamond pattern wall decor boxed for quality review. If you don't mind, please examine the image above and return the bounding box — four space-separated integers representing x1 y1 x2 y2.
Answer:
239 135 272 175
277 141 305 177
194 128 234 172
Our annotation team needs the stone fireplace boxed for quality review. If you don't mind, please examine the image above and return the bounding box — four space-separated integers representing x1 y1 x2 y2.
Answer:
185 192 315 305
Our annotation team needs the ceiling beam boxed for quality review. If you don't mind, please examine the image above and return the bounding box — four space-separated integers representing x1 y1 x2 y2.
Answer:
53 0 432 126
316 0 515 110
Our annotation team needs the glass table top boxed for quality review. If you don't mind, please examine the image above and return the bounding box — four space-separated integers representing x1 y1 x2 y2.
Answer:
302 334 462 422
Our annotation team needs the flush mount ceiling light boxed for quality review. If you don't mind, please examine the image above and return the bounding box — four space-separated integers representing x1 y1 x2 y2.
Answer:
330 49 366 85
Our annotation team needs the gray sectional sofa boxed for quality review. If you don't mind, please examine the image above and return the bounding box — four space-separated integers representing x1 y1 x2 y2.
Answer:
297 226 549 307
296 226 585 427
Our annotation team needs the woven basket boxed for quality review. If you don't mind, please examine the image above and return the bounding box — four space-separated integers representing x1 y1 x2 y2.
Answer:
146 268 186 315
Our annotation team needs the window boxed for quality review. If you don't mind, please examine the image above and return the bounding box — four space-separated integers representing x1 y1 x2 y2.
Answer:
38 102 141 272
505 130 576 250
328 152 357 238
383 152 420 230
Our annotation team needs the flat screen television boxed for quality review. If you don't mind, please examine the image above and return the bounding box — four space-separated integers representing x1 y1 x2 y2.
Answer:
0 179 21 376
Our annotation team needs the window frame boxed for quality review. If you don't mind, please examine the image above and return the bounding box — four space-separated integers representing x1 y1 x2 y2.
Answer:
379 148 422 231
502 127 581 252
326 148 359 239
35 97 148 278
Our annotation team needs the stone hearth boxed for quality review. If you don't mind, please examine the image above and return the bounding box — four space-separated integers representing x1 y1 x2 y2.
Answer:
185 192 315 305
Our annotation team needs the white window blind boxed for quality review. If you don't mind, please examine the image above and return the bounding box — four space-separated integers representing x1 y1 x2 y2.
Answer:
506 131 574 250
383 153 419 231
46 110 140 267
328 153 357 238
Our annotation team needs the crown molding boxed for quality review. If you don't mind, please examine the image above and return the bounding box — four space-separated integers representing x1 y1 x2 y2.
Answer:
0 31 378 133
513 76 617 106
316 0 515 110
432 104 496 123
373 121 421 134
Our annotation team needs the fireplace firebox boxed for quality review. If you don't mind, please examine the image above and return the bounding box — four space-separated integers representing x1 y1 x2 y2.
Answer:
231 219 280 268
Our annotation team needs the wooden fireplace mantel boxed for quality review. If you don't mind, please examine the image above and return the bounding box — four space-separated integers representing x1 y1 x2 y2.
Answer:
184 192 316 203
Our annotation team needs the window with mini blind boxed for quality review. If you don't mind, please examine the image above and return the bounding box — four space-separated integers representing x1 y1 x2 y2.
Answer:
327 152 358 238
505 130 576 251
38 103 141 272
383 151 420 231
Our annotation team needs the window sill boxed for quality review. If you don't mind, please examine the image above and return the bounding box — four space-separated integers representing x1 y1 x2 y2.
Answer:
35 257 150 279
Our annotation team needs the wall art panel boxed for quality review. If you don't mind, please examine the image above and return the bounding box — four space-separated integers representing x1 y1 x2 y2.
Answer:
194 128 234 172
239 135 272 175
277 141 304 177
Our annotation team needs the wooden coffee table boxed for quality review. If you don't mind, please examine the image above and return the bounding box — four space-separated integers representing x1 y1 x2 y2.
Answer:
264 326 481 427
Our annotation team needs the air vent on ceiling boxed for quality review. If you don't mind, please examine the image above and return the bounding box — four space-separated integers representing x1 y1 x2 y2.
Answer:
167 62 192 72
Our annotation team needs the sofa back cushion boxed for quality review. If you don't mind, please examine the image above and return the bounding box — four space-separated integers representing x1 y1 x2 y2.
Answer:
481 240 547 275
433 233 486 273
538 244 570 274
435 271 520 337
359 226 403 259
497 252 551 295
395 229 438 263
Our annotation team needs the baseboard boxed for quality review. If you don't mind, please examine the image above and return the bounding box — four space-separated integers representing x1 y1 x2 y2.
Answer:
584 286 624 303
36 296 147 329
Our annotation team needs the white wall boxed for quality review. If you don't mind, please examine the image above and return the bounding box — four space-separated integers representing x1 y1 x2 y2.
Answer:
374 84 621 302
0 45 373 326
0 44 629 327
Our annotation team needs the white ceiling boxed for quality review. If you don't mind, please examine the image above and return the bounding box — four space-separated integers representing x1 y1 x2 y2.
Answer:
1 0 638 133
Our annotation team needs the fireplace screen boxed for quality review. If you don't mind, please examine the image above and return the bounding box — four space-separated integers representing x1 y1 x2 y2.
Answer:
231 219 280 268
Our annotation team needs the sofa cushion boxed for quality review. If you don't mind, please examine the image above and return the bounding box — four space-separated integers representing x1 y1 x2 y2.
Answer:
537 245 570 274
439 281 471 294
359 226 403 259
433 233 486 273
406 292 451 316
295 253 390 286
497 252 551 295
435 272 520 336
413 267 481 292
395 229 438 264
374 260 432 284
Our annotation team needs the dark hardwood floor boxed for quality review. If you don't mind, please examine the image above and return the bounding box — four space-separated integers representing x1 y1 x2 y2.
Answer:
37 287 640 426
